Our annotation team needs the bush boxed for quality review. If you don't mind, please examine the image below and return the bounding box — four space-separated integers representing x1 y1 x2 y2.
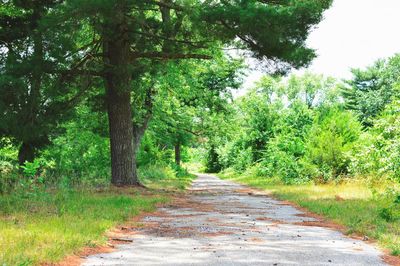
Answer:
377 189 400 222
349 100 400 182
0 162 18 194
232 147 253 172
139 164 176 181
45 126 111 187
304 109 362 181
0 139 19 193
137 133 169 167
260 133 307 184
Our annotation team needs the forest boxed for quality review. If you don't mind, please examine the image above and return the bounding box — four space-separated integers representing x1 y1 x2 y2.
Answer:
0 0 399 265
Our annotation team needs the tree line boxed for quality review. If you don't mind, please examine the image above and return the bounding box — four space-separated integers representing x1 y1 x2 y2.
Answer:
204 54 400 184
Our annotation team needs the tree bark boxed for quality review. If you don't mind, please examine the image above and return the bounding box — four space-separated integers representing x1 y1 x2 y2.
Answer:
175 142 181 166
18 6 43 166
103 3 138 186
105 87 137 186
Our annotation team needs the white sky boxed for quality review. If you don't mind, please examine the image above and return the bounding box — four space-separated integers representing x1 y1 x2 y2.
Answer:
240 0 400 94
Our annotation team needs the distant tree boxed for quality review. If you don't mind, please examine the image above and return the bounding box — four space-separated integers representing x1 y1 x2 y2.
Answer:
237 90 282 161
254 76 284 104
287 72 337 108
148 56 243 167
342 54 400 127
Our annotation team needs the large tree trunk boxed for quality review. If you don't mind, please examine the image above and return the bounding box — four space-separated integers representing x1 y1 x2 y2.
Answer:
18 6 43 166
103 3 138 186
106 87 137 186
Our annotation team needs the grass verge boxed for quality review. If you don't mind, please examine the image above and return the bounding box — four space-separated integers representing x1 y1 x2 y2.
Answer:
0 189 166 265
218 169 400 256
0 165 195 265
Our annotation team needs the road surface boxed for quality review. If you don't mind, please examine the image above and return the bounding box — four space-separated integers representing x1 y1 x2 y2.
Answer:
82 174 387 266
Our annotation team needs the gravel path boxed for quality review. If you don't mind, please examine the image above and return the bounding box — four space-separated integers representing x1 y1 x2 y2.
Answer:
82 174 387 266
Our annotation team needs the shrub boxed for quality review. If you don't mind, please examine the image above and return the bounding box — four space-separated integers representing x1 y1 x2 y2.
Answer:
138 164 176 181
260 132 307 184
45 127 111 186
304 109 362 181
349 100 400 182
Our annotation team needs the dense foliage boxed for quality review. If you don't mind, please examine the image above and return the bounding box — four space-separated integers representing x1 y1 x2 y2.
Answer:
0 0 331 187
202 54 400 185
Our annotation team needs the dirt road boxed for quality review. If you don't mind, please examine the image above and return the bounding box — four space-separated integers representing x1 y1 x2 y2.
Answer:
82 174 387 266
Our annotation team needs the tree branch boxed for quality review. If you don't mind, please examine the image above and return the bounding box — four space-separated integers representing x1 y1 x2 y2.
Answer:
131 30 209 48
130 51 212 60
133 84 156 147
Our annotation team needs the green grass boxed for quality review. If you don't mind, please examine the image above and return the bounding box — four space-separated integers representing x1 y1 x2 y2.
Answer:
219 169 400 256
139 164 196 191
0 189 167 265
143 174 194 191
0 164 196 265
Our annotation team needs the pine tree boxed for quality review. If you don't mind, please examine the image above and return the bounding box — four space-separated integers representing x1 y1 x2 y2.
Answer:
342 54 400 127
0 0 84 164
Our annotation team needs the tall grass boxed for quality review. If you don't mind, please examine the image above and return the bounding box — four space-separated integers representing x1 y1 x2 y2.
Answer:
0 163 195 265
0 188 166 265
